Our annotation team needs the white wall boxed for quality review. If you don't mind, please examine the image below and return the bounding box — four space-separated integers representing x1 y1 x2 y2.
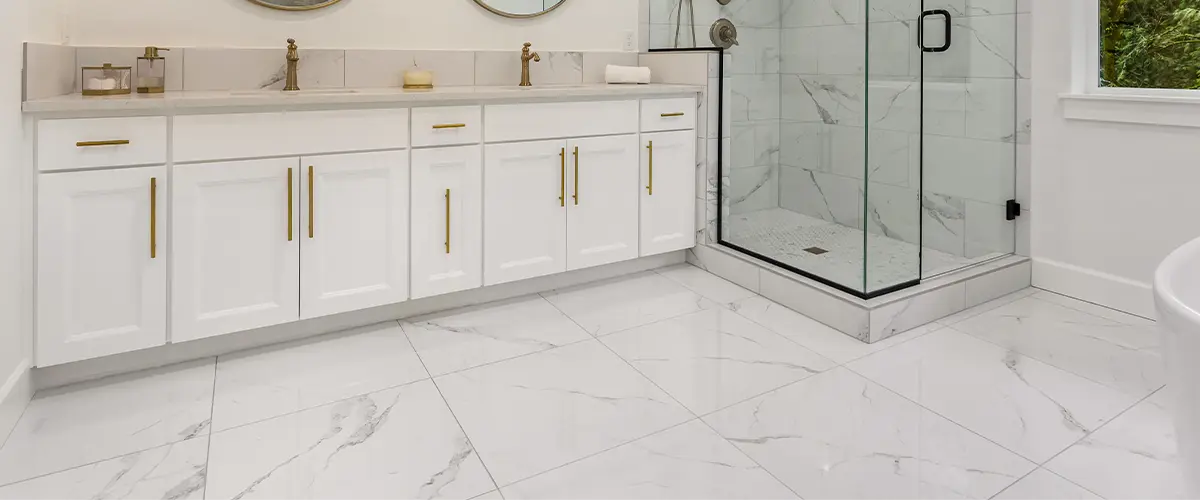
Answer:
1031 1 1200 318
59 0 638 51
2 0 63 436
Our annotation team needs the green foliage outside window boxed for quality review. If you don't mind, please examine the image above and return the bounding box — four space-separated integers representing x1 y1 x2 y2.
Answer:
1100 0 1200 89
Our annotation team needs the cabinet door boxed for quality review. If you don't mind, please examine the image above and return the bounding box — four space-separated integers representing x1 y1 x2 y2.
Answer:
37 166 166 366
173 158 300 342
566 135 639 271
484 140 568 286
412 146 482 299
640 130 697 256
301 151 410 319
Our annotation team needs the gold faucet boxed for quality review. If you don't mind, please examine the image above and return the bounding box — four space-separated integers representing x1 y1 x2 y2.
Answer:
284 38 300 91
520 42 540 87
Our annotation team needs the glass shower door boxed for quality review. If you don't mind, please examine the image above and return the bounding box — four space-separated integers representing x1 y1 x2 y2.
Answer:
917 1 1018 279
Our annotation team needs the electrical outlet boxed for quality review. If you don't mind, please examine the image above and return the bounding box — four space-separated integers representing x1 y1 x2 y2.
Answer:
622 30 636 51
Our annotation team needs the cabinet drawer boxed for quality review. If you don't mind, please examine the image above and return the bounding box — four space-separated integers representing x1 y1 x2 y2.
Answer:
640 98 697 132
412 106 482 148
485 101 637 143
38 117 167 171
174 109 409 162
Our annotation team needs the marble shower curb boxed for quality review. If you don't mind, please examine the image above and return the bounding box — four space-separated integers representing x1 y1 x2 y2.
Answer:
687 243 1032 343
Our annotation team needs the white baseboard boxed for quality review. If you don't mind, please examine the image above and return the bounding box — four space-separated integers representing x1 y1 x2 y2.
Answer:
32 251 685 390
0 360 32 449
1032 257 1155 319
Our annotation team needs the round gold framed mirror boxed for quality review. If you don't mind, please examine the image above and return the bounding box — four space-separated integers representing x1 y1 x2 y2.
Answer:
248 0 344 11
473 0 567 19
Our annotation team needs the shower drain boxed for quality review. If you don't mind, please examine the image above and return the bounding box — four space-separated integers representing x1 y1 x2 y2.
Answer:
803 246 829 255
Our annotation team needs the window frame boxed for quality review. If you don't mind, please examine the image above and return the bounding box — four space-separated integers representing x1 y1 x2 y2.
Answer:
1079 0 1200 97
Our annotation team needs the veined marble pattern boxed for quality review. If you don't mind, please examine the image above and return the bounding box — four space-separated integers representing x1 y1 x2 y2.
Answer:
704 367 1036 499
211 322 428 431
206 381 496 500
0 270 1171 499
848 329 1138 463
0 359 215 486
953 295 1166 398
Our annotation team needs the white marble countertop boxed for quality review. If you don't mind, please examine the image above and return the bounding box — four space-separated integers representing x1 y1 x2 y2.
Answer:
23 84 703 114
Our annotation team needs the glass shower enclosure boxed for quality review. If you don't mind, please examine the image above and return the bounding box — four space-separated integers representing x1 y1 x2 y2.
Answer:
649 0 1019 298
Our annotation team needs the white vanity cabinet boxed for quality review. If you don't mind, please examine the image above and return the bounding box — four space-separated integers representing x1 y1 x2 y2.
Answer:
29 90 700 367
484 140 570 286
172 158 301 342
37 166 167 366
566 135 640 270
640 130 697 257
411 146 483 299
302 151 410 319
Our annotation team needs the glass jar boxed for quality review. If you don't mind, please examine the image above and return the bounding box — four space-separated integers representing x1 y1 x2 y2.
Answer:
136 46 169 94
82 63 132 96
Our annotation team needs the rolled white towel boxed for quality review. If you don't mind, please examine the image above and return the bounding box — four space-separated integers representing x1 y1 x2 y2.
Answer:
605 64 651 84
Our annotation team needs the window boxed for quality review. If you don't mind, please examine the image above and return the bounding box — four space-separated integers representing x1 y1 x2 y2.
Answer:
1098 0 1200 90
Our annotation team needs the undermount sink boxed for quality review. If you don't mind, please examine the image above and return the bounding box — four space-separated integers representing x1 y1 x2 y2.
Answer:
229 88 360 96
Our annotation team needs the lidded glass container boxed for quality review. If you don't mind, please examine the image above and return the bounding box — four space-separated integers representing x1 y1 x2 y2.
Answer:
81 63 132 96
137 46 169 94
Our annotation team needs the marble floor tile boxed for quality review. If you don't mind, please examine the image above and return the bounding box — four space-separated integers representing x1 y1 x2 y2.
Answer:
541 272 718 337
936 288 1037 326
993 469 1101 500
0 438 207 500
1031 290 1158 327
471 491 503 500
205 380 496 500
704 367 1035 499
952 296 1165 398
847 329 1138 463
502 420 797 499
433 340 693 486
602 308 835 414
211 322 428 431
1046 390 1187 499
403 295 591 377
727 295 938 364
0 360 215 486
656 263 758 305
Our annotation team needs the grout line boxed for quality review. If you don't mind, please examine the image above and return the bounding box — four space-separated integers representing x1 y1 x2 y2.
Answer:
398 320 505 497
203 356 217 500
540 294 803 498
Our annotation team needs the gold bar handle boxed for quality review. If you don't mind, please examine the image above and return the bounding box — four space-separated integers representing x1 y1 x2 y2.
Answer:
559 148 566 207
76 140 130 147
308 166 315 239
572 146 579 205
646 141 654 196
432 123 467 130
660 112 686 118
287 168 294 241
445 189 451 254
150 177 157 259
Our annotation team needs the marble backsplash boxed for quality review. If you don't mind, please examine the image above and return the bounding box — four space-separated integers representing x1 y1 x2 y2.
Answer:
22 43 639 99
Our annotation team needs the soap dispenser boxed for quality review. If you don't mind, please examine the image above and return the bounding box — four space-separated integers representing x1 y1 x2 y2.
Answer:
136 46 169 94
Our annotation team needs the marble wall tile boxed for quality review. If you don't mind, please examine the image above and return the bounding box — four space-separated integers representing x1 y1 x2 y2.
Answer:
865 182 920 247
580 52 640 83
867 21 913 77
922 193 967 256
782 0 863 28
728 165 778 215
923 134 1015 205
961 259 1031 308
964 77 1018 142
182 48 344 91
474 50 582 86
779 120 828 171
726 27 782 76
24 43 75 100
780 28 820 74
344 50 475 88
76 46 185 93
639 52 709 84
1017 12 1032 79
730 73 781 122
964 199 1016 258
779 166 862 228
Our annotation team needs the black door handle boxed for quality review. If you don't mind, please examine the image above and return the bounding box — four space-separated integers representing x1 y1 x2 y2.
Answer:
918 9 952 53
